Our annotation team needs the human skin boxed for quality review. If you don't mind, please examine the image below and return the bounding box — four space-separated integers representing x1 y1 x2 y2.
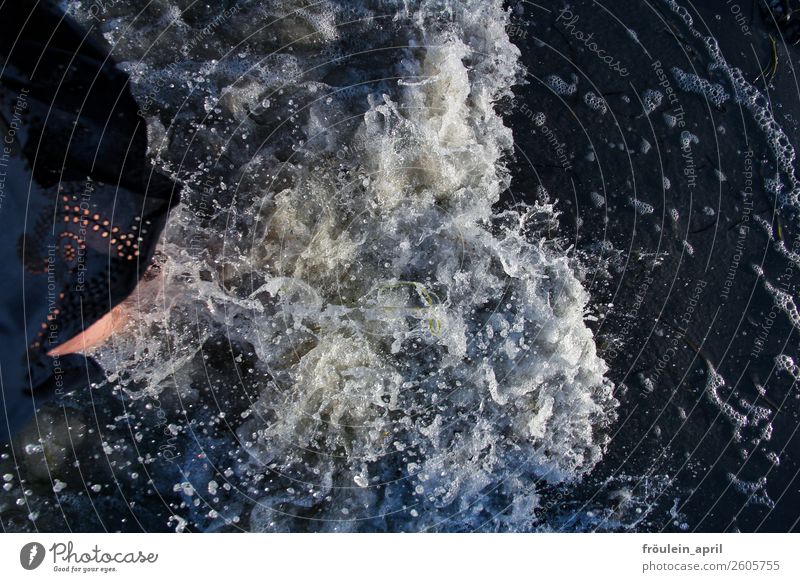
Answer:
47 303 127 357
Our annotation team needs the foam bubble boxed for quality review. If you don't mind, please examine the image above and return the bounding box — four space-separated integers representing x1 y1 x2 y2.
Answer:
583 91 608 114
643 89 663 114
671 67 730 108
590 192 606 208
628 197 654 215
545 74 577 96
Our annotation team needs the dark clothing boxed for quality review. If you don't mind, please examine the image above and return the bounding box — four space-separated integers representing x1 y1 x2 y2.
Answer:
0 1 179 442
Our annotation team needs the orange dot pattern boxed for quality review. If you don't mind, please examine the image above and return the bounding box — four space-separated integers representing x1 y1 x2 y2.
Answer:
59 194 141 261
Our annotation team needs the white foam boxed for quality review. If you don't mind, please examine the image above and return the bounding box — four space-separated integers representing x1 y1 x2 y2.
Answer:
628 197 654 215
77 0 617 531
583 91 608 114
662 0 800 209
545 74 577 96
671 67 730 108
643 89 663 114
590 192 606 208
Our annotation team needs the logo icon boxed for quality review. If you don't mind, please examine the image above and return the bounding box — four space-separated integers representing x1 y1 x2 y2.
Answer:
20 542 46 570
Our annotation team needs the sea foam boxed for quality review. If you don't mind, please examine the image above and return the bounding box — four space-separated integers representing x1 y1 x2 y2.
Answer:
69 0 617 531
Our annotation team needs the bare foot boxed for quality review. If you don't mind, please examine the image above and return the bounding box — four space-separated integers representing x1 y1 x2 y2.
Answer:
47 304 127 357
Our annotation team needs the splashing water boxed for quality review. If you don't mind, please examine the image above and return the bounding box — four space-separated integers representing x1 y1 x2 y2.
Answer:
63 0 618 530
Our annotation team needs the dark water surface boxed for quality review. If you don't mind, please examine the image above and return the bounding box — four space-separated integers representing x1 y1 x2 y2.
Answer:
507 0 800 531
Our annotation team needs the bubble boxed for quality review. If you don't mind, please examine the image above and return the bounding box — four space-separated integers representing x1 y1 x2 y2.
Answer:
590 192 606 207
643 89 663 114
671 67 730 108
680 131 699 149
628 197 654 215
583 91 608 114
545 74 577 96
